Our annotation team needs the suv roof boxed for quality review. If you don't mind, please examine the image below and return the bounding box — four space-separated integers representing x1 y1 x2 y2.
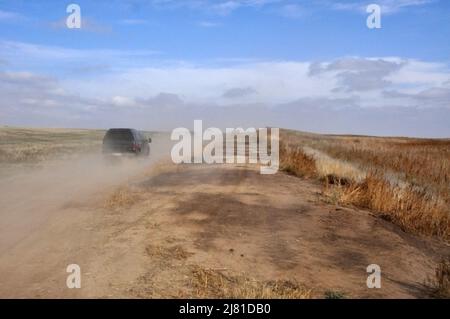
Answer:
107 128 137 133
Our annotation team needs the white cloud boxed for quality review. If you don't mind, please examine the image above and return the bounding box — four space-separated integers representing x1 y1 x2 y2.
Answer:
48 17 113 33
278 4 303 18
212 1 242 15
197 20 222 27
147 0 434 16
331 0 436 14
149 0 282 15
222 86 257 98
0 40 161 70
68 61 331 104
387 60 450 89
2 40 448 107
310 58 406 92
2 68 448 136
0 10 24 22
119 19 149 25
111 96 139 107
1 40 449 136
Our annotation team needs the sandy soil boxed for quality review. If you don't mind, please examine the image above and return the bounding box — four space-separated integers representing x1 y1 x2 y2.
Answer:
0 140 449 298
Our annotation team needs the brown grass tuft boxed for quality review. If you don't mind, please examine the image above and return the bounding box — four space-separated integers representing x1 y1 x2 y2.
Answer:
279 143 316 178
279 130 450 242
334 172 450 240
104 186 144 209
146 244 193 260
190 266 311 299
427 259 450 298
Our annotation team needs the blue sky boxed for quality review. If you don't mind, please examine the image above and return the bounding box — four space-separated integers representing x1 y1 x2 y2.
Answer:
1 0 449 63
0 0 449 136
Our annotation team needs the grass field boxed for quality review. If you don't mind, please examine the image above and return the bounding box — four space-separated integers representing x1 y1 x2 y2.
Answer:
0 126 105 162
1 126 449 297
0 126 105 178
3 125 449 242
280 130 450 296
280 130 450 242
0 126 165 178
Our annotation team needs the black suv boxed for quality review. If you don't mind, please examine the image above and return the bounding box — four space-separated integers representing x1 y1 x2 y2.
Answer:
102 128 151 157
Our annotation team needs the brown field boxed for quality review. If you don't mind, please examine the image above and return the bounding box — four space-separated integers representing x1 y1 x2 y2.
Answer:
280 130 450 242
0 126 105 162
0 126 449 298
0 127 105 178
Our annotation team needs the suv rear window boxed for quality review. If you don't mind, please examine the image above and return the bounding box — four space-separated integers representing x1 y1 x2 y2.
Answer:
103 129 134 142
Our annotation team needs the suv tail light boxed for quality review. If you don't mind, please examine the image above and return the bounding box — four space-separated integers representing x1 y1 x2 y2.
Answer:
132 142 141 152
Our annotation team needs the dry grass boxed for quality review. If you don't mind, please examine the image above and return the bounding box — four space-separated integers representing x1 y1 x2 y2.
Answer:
0 126 105 164
104 186 144 209
303 146 366 183
146 244 193 261
190 266 312 299
427 259 450 298
137 242 312 299
279 144 316 178
280 129 450 242
336 172 450 239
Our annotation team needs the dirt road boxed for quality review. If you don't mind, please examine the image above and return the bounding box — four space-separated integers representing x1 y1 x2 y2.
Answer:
0 146 448 298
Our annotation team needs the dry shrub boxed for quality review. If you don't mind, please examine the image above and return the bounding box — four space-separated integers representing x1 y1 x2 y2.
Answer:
104 186 143 209
303 146 366 183
335 172 450 240
281 130 450 202
279 130 450 242
427 259 450 298
191 267 311 299
146 244 193 260
279 143 316 178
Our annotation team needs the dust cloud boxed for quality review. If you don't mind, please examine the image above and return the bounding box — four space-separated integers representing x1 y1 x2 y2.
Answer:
0 136 173 254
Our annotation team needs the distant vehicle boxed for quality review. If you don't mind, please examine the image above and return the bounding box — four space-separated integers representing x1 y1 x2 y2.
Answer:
102 128 151 158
